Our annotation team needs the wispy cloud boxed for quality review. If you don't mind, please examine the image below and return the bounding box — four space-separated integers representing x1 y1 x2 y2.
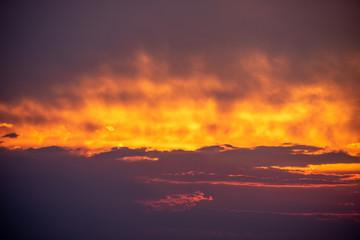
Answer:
138 191 213 211
115 156 159 162
262 163 360 181
142 177 358 188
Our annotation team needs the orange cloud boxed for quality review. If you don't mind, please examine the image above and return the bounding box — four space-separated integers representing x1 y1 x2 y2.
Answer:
115 156 158 162
270 163 360 174
266 163 360 181
0 52 359 155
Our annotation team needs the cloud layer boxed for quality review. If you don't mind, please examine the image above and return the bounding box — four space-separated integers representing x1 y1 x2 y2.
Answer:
1 145 359 239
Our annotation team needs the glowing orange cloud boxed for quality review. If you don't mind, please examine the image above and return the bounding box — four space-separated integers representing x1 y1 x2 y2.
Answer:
270 163 360 174
115 156 158 162
0 52 359 155
267 163 360 181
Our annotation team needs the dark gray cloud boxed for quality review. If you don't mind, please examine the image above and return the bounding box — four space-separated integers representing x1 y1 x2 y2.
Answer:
1 145 359 239
2 132 18 138
1 0 359 104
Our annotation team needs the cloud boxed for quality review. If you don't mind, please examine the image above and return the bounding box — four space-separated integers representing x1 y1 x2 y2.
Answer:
268 163 360 174
0 2 360 155
0 122 13 128
1 145 359 239
0 56 359 154
211 208 360 222
142 177 358 188
2 132 18 138
116 156 159 162
263 163 360 181
138 191 213 211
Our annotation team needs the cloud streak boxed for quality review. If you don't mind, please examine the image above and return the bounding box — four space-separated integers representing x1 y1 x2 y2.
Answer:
142 177 358 188
138 191 213 211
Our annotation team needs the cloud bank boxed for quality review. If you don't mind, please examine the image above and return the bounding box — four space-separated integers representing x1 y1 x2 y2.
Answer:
1 145 359 239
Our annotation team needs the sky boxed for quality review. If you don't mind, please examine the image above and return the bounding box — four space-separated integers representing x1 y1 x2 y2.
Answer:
1 1 360 239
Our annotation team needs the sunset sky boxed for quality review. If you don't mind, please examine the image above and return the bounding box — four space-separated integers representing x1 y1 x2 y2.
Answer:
1 1 360 239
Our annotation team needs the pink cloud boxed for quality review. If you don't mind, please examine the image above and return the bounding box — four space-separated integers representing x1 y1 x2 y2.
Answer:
137 191 213 211
143 178 358 188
